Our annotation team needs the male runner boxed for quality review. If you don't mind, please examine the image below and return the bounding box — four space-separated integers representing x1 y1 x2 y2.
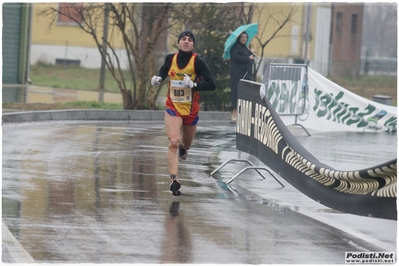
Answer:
151 30 216 196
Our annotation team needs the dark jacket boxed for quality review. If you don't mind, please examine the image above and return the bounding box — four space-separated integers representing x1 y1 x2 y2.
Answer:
230 41 253 80
229 41 254 109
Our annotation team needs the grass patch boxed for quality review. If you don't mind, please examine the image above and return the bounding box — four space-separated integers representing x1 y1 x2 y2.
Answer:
18 63 398 111
329 75 396 89
328 74 397 105
30 63 133 93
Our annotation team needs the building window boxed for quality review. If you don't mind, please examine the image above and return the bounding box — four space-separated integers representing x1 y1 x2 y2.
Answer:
336 12 343 33
58 3 84 24
351 14 358 35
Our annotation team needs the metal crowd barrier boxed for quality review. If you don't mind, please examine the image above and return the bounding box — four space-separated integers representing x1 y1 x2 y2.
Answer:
262 63 310 136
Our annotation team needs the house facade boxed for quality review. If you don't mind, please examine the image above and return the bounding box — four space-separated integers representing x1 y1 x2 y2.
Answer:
5 2 365 87
31 3 134 69
329 3 364 77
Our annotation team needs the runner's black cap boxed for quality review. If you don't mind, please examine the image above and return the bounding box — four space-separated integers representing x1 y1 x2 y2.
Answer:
178 30 196 47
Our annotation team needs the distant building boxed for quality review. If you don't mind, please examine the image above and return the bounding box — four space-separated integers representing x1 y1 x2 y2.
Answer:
28 3 312 72
4 2 368 87
329 3 364 77
2 3 31 85
29 3 167 69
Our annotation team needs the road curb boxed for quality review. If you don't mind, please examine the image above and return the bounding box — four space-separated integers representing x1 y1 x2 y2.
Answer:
2 109 231 123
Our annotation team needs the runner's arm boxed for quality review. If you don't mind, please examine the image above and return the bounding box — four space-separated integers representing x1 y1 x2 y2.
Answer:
157 54 174 81
194 57 216 92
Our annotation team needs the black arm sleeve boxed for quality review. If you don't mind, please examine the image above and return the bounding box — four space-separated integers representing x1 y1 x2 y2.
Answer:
194 57 216 92
157 54 174 81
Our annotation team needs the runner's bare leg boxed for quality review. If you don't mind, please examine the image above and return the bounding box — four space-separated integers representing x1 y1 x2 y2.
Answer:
181 124 197 151
164 112 183 176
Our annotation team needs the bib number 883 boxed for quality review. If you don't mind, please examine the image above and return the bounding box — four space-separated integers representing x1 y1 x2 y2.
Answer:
174 89 185 97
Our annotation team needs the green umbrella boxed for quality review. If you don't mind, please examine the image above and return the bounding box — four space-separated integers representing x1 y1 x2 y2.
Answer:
222 23 259 61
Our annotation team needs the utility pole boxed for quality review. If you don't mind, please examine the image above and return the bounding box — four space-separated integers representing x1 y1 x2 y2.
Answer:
99 3 110 102
304 3 311 64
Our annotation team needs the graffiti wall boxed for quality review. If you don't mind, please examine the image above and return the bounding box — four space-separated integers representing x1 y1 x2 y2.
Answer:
236 79 397 220
265 66 397 133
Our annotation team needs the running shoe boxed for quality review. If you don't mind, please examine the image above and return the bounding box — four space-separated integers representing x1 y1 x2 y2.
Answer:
178 144 187 160
170 174 181 196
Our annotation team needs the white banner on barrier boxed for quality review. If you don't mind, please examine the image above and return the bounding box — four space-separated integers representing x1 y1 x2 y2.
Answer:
273 68 397 132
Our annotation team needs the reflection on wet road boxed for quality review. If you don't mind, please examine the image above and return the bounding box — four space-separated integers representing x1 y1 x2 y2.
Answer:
294 130 397 171
2 121 396 263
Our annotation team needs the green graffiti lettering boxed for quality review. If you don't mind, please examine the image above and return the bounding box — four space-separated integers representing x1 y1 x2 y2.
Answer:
341 109 352 124
313 88 323 112
347 107 361 125
312 87 396 131
336 103 350 123
278 83 289 113
384 117 397 132
328 92 344 122
356 118 369 128
289 81 298 113
356 105 376 128
357 104 376 118
356 118 368 128
316 93 332 117
331 102 343 122
268 80 301 115
326 93 336 120
268 82 280 109
267 82 275 99
335 92 345 101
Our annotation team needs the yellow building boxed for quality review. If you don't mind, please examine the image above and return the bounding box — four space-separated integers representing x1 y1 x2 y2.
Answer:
31 3 129 68
30 3 357 77
31 3 312 69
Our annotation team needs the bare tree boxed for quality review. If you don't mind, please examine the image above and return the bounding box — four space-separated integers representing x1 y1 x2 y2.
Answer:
37 2 298 111
169 3 243 111
37 3 175 109
238 3 298 79
171 2 298 109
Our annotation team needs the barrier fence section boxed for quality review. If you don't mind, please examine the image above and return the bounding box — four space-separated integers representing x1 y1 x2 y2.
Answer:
262 63 310 135
262 63 308 116
235 79 396 220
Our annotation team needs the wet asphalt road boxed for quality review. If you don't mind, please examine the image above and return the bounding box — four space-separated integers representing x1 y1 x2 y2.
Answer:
2 120 397 263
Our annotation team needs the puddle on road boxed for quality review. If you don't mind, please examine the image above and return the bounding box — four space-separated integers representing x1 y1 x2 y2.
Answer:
295 131 397 170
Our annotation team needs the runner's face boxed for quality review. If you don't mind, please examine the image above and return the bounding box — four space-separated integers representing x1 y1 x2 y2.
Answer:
178 36 194 52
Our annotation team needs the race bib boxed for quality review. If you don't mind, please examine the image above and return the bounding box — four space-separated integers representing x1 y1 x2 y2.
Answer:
170 80 192 102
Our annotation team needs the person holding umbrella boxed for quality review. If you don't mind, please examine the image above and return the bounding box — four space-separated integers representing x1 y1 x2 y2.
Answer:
229 32 256 122
150 30 216 196
222 23 258 123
